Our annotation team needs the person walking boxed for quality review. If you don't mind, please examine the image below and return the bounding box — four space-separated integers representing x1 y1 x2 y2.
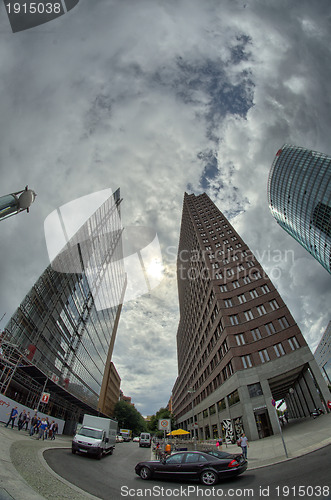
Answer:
24 412 31 431
51 422 58 440
238 433 249 459
5 406 18 429
216 436 223 450
37 418 48 440
18 410 27 431
30 414 38 436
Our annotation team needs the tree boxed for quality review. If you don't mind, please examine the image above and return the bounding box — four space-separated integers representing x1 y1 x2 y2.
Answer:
113 400 147 435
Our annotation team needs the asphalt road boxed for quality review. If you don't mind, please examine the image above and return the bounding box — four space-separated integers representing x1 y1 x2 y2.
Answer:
44 443 331 500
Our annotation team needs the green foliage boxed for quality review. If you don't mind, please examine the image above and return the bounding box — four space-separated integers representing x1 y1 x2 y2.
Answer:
113 400 147 436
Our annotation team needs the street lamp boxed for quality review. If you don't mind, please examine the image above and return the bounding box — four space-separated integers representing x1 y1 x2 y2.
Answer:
188 388 196 450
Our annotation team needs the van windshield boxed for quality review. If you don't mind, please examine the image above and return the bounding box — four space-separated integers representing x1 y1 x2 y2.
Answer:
78 427 103 439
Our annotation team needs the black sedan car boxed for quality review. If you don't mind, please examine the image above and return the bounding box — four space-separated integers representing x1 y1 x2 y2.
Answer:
135 450 247 486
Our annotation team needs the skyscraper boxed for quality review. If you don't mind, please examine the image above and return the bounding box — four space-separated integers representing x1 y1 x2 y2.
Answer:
172 193 329 442
268 144 331 274
1 188 126 425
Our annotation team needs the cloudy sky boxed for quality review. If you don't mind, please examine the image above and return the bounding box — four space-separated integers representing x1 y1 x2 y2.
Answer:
0 0 330 417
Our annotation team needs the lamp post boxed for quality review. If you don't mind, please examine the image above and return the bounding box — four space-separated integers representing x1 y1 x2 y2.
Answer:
188 388 196 450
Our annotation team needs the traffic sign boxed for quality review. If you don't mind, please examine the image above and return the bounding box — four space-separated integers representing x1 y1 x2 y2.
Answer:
271 398 276 407
158 418 171 431
40 392 50 404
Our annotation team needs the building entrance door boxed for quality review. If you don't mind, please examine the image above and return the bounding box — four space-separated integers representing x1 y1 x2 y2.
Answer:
254 409 273 439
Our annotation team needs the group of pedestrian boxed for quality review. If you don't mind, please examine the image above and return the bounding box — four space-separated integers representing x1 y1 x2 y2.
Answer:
5 407 58 440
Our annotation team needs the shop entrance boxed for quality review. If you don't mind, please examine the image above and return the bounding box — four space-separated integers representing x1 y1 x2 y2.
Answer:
254 409 273 439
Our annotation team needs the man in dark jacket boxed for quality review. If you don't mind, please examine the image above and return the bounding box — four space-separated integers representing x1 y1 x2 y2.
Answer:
6 406 18 428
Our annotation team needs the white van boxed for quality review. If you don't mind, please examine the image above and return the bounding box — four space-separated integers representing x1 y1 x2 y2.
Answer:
139 432 151 447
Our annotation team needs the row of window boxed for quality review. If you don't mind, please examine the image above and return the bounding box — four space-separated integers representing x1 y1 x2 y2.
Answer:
229 299 280 325
241 336 300 368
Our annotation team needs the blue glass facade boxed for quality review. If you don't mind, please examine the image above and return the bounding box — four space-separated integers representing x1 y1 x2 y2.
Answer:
268 144 331 274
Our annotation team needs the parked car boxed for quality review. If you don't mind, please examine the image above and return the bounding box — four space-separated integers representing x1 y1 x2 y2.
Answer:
133 436 140 442
116 435 124 443
135 450 247 486
139 432 152 448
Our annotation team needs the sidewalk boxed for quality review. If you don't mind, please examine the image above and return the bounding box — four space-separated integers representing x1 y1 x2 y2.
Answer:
0 414 330 499
161 413 331 469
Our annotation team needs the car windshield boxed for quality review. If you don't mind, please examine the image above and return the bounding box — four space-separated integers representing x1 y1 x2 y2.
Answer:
78 427 103 439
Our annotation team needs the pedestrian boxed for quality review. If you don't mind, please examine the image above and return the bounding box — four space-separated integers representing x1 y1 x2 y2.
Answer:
165 443 171 456
5 406 18 429
44 417 50 439
24 412 31 431
18 409 27 431
51 422 58 440
216 436 223 450
238 433 249 459
37 418 48 440
30 414 38 436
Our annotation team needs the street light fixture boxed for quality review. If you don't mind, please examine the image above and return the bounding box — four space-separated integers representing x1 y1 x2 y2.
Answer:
187 387 196 450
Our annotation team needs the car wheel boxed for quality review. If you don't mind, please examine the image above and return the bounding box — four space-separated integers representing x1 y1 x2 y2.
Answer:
97 451 102 460
200 470 218 486
139 466 152 480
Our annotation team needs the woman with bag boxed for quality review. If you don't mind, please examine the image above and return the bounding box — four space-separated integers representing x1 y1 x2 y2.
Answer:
216 436 223 450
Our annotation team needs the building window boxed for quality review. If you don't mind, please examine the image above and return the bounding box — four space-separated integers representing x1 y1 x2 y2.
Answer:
227 268 235 277
243 276 251 285
269 299 279 311
209 404 216 415
244 309 254 321
247 261 254 268
212 263 219 269
230 315 239 325
203 409 209 418
261 284 270 294
238 293 247 304
265 322 276 335
274 342 285 357
224 298 233 308
249 289 258 299
288 336 300 350
257 304 267 316
279 316 289 329
215 273 222 280
241 355 253 369
251 328 262 341
248 382 263 398
219 284 228 292
253 271 262 280
228 389 240 406
238 264 245 271
217 398 226 411
259 349 270 363
235 334 245 346
232 280 240 289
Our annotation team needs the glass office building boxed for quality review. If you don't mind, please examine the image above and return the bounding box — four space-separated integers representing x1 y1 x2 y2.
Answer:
268 144 331 274
1 189 126 424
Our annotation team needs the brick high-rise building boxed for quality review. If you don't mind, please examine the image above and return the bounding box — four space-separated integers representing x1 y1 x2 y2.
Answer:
172 193 329 442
